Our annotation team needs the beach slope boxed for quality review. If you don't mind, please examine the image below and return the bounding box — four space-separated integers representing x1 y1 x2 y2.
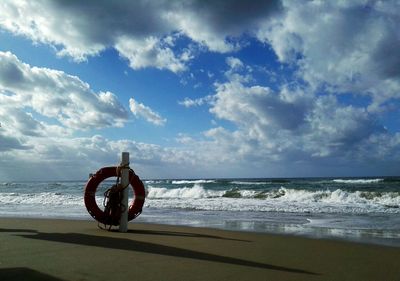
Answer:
0 218 399 281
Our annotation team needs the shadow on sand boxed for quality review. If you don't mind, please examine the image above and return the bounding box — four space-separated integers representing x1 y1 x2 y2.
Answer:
0 268 65 281
5 229 318 276
126 228 251 242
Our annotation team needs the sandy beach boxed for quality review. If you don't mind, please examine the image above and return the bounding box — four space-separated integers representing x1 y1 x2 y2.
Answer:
0 218 399 281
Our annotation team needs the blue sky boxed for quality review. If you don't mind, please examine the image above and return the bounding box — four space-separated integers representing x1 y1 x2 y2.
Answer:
0 0 399 180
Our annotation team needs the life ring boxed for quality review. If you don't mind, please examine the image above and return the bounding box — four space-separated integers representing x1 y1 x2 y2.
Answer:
84 166 145 225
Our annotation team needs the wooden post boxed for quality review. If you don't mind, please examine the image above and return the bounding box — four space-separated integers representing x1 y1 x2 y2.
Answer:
119 152 129 232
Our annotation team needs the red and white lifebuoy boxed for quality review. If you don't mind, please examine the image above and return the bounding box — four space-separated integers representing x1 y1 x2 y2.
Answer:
84 166 145 225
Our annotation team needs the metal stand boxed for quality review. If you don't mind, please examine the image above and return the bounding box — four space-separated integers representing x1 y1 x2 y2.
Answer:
119 152 129 232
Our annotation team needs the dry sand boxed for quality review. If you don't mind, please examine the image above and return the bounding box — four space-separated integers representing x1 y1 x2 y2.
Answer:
0 218 399 281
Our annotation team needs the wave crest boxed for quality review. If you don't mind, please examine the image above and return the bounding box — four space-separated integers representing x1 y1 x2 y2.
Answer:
171 180 216 185
147 184 222 199
332 179 384 184
145 186 400 213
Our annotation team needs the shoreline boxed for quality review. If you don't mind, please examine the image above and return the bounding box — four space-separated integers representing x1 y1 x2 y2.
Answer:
1 213 400 249
1 217 400 281
2 177 399 251
2 212 400 249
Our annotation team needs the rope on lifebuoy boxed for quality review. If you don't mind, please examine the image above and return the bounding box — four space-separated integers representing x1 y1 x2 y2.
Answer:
84 166 146 228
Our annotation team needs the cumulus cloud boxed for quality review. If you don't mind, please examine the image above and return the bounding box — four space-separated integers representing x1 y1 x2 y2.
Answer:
0 107 44 137
115 35 187 72
0 132 29 152
257 0 400 109
0 134 204 180
175 51 400 173
226 57 244 70
206 82 397 169
1 1 399 178
129 98 166 126
166 0 282 52
1 0 398 107
192 56 396 168
211 82 309 132
0 0 281 72
0 51 129 130
0 1 185 71
178 95 215 108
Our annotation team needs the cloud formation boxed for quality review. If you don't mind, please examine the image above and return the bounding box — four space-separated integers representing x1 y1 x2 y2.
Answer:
1 0 398 97
1 0 398 110
0 1 399 179
257 0 400 109
129 98 166 126
178 95 215 108
0 51 129 131
0 0 281 72
186 58 398 172
0 133 204 180
0 132 29 152
116 36 188 72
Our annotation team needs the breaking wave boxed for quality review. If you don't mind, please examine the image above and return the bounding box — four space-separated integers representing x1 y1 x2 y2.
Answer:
171 180 216 185
144 185 400 213
230 181 267 185
147 184 222 199
332 179 384 184
0 192 82 206
1 179 399 216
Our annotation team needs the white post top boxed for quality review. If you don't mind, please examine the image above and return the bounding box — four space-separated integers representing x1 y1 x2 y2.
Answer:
121 152 129 165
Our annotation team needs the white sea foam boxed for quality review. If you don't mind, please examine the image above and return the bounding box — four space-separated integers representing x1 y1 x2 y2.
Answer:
147 184 223 199
0 192 83 206
239 190 258 197
1 180 399 246
276 188 400 206
144 186 400 214
0 182 20 188
1 185 399 215
332 178 384 184
144 183 400 212
144 180 164 184
171 180 216 184
231 181 266 185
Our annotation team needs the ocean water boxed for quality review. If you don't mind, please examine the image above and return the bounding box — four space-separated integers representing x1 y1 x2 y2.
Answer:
1 177 399 246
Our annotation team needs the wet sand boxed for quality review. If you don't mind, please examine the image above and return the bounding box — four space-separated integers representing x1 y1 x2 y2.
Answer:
0 218 399 281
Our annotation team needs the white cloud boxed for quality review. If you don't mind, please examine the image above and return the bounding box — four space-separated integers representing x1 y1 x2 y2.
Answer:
0 132 29 152
177 49 400 173
1 0 398 106
178 95 215 108
0 1 281 72
166 1 282 52
0 1 188 71
164 12 235 53
115 36 187 73
0 107 44 137
226 57 244 70
0 133 207 180
211 81 310 132
0 51 129 130
303 95 385 157
199 66 396 167
0 1 105 61
129 98 166 126
257 0 400 109
1 1 400 178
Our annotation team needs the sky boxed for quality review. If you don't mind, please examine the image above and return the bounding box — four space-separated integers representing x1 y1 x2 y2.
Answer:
0 0 399 181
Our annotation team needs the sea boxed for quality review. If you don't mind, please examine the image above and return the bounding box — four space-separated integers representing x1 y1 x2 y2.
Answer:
1 177 399 247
